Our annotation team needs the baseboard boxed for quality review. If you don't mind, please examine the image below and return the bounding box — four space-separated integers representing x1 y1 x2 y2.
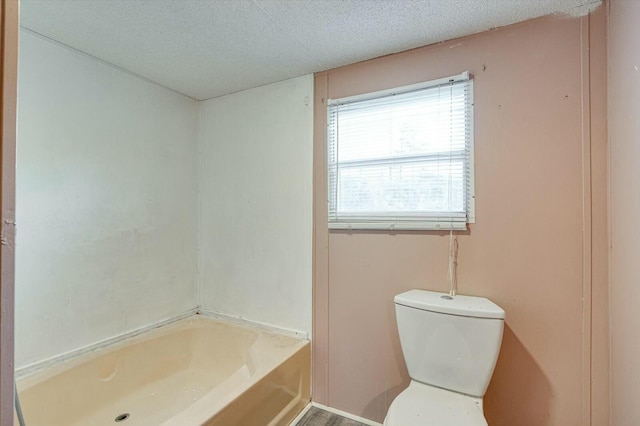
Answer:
289 402 313 425
16 307 199 378
310 402 383 426
198 308 308 340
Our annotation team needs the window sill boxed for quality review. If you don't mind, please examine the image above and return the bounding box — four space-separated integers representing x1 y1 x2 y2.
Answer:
328 221 468 231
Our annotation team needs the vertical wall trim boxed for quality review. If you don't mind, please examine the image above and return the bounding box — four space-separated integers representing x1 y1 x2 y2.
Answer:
0 0 18 424
579 14 593 426
312 72 330 404
586 6 610 426
196 101 203 309
605 2 613 423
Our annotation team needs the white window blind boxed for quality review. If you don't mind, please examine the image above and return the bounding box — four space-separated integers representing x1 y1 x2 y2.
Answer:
327 72 474 230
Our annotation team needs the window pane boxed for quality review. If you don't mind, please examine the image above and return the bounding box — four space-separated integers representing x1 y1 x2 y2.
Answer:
336 160 465 214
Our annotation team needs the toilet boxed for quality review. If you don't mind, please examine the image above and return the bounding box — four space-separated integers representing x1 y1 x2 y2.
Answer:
384 289 505 426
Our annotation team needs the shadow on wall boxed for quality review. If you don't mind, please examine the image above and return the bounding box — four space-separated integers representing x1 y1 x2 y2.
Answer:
363 383 408 423
484 324 552 425
362 302 411 422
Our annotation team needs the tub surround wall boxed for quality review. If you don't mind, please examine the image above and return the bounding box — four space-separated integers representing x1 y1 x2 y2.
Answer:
16 30 314 370
313 12 608 426
16 30 199 368
198 76 314 337
609 0 640 424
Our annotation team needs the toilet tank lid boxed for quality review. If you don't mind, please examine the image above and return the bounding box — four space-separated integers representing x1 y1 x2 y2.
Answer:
395 290 505 319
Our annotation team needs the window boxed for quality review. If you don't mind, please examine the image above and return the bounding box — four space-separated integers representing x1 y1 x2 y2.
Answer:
327 72 474 230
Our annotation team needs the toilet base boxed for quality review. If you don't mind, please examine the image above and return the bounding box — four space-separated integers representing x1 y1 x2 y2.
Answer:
384 380 488 426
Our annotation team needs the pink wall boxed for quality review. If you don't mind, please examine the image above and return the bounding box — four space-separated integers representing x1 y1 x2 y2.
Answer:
609 0 640 425
313 12 609 426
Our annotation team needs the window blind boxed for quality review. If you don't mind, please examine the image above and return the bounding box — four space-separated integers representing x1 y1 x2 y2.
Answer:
327 73 474 230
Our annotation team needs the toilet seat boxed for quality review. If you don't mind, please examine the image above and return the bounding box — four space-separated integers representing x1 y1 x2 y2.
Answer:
384 381 488 426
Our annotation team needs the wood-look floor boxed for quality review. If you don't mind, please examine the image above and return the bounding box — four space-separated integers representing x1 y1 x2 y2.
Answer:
296 407 369 426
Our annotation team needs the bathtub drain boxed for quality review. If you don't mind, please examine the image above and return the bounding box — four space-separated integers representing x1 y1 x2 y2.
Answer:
114 413 130 422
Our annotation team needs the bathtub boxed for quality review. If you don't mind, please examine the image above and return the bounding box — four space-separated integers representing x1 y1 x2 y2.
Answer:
15 315 311 426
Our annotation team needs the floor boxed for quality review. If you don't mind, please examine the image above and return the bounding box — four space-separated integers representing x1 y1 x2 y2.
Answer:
296 407 369 426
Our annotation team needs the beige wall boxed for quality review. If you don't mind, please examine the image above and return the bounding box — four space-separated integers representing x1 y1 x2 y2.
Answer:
609 0 640 425
313 12 608 426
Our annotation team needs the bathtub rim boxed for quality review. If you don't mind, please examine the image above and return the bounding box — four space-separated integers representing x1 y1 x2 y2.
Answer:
198 308 308 340
16 309 309 380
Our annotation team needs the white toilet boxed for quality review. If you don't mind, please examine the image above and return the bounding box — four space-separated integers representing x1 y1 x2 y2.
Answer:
384 289 505 426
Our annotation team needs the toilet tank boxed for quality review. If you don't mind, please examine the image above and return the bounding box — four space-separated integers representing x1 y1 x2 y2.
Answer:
395 290 505 398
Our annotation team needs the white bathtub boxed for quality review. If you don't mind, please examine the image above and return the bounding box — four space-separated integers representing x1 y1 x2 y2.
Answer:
15 316 311 425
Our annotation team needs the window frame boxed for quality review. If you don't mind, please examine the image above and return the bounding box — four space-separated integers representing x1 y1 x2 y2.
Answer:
326 72 475 231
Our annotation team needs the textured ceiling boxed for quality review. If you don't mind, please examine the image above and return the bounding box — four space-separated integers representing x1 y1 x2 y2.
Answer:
21 0 601 100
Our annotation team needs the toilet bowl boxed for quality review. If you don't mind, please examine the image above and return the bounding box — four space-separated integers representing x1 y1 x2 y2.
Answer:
384 290 505 425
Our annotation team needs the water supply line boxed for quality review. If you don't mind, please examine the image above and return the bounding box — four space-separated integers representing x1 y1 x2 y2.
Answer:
447 229 458 297
15 380 26 426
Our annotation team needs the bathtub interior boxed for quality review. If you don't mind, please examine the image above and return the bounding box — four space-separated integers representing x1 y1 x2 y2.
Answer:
15 316 309 426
